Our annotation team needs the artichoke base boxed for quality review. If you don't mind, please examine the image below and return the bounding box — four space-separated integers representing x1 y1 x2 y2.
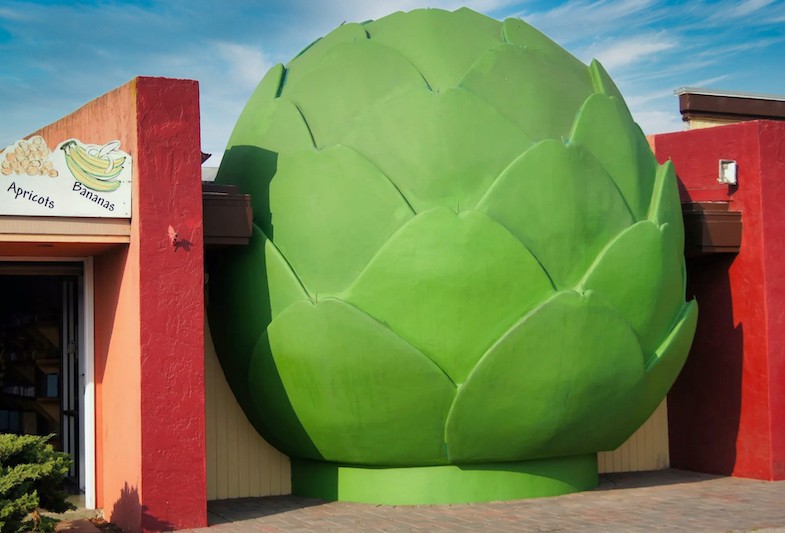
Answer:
291 454 598 504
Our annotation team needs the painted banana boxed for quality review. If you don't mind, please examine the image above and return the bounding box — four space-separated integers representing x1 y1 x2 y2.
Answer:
63 148 121 192
64 141 125 178
61 141 123 192
76 140 126 173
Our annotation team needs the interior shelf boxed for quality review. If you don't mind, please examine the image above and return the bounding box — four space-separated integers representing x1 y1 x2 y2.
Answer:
0 311 61 442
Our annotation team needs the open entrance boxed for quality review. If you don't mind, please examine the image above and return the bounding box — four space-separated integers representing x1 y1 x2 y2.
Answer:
0 261 86 496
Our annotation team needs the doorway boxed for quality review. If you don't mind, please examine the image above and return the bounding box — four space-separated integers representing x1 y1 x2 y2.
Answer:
0 262 86 495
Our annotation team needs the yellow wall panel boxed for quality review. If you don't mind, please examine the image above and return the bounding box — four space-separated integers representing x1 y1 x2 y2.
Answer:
598 400 670 473
204 319 291 500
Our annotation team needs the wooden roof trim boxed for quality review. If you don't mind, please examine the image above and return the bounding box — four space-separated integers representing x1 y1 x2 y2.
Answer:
679 91 785 122
682 201 741 256
202 182 253 248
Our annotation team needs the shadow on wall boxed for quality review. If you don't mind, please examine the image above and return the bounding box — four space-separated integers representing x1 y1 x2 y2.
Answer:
668 254 742 475
111 483 175 533
217 144 277 239
207 145 323 461
94 246 127 386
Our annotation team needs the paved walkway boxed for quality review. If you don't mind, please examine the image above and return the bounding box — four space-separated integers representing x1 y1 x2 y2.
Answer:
185 469 785 532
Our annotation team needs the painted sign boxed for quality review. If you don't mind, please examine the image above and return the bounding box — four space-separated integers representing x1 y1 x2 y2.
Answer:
0 136 132 218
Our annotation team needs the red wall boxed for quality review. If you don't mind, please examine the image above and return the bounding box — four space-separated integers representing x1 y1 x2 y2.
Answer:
136 78 206 532
654 121 785 480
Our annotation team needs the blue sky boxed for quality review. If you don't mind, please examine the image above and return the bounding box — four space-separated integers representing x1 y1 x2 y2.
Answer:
1 0 784 165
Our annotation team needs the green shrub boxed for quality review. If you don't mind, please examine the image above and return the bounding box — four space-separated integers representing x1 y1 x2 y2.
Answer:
0 434 75 533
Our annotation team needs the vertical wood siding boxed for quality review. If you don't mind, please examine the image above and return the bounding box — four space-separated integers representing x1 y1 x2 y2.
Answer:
205 321 291 500
598 400 670 473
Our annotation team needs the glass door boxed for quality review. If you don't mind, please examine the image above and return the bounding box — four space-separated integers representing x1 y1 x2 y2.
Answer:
0 262 84 494
61 277 79 486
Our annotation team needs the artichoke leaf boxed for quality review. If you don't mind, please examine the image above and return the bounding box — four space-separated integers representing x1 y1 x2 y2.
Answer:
365 7 501 90
502 17 590 75
600 300 698 450
253 298 455 465
344 207 555 385
264 233 311 319
248 63 285 104
217 97 315 235
286 23 370 84
445 290 644 463
223 85 314 158
344 88 533 213
477 139 634 288
284 41 430 148
645 300 698 374
270 145 415 296
206 225 306 416
569 93 657 221
460 44 593 142
588 59 624 102
580 221 684 358
649 160 685 253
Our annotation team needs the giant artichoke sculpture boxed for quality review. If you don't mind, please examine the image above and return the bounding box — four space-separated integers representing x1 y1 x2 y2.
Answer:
209 7 698 504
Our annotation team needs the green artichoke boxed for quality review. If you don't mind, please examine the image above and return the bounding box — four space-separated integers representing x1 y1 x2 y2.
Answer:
209 7 697 499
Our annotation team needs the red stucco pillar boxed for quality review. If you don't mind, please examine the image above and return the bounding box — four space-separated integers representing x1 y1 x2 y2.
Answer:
654 120 785 480
136 77 207 530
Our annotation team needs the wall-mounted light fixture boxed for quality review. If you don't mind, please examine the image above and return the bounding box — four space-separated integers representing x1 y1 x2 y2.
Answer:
718 159 738 185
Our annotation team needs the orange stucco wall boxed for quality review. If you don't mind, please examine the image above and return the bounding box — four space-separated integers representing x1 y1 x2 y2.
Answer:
94 246 142 528
32 81 144 531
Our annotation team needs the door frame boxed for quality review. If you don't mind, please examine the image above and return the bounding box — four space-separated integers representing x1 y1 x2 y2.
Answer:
0 256 95 509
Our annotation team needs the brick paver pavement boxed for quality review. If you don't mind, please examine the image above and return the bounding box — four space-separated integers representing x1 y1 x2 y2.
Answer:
182 469 785 532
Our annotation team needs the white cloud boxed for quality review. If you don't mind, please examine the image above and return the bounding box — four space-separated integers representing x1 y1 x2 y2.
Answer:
0 7 27 21
198 91 251 156
213 42 272 90
304 0 523 23
632 109 684 135
284 0 526 49
693 0 785 26
516 0 662 43
584 33 676 69
729 0 776 17
625 88 678 108
696 36 785 59
683 74 732 90
459 0 528 11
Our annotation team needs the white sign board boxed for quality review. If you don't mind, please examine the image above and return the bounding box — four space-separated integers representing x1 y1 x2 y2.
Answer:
0 136 132 218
